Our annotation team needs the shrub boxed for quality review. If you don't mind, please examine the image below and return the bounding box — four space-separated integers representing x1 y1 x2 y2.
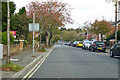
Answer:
2 32 15 44
36 47 47 52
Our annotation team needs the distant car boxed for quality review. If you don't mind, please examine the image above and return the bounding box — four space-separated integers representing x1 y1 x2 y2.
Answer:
69 42 73 46
89 41 106 52
64 42 68 45
82 41 92 50
73 41 79 47
76 41 83 48
110 44 120 57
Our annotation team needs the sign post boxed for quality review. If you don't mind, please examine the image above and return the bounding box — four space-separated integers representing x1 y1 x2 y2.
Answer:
29 13 39 56
33 13 35 55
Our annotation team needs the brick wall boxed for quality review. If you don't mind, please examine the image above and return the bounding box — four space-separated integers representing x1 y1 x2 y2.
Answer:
3 44 20 55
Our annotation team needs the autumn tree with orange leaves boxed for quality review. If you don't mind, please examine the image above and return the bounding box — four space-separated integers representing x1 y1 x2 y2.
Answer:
26 1 73 47
89 19 112 41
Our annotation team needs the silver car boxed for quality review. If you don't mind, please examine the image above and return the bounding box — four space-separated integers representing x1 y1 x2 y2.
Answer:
82 41 92 50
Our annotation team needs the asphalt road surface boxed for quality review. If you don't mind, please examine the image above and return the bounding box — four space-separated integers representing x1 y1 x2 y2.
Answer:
30 45 118 78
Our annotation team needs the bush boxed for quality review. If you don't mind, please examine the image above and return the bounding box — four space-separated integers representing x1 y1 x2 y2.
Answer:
2 32 15 44
36 47 47 52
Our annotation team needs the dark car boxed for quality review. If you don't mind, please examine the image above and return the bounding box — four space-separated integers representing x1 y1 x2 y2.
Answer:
89 41 106 52
69 42 73 46
110 44 120 57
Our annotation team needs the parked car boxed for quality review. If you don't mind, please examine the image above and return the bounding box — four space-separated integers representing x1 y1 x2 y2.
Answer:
89 41 106 52
82 41 92 50
69 42 73 46
110 44 120 57
76 41 83 48
64 42 68 45
73 41 79 47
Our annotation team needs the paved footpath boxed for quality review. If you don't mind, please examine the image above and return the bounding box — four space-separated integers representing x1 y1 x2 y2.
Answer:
1 47 53 78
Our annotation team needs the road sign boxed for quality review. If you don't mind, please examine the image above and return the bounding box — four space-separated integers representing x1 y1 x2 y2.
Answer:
29 23 39 31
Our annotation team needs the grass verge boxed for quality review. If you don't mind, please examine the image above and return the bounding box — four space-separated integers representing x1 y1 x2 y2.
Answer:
0 61 24 72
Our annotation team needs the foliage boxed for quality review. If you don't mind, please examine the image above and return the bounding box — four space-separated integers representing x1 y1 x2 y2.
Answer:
11 13 30 40
106 30 120 41
90 19 111 35
2 32 14 44
2 2 16 32
26 1 73 47
52 27 61 35
89 19 112 41
60 27 66 31
76 28 82 33
27 32 33 45
36 47 47 52
18 7 26 15
1 61 24 72
52 34 61 42
62 30 78 41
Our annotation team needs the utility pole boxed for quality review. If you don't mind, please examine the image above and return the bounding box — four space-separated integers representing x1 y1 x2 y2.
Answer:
7 0 10 64
115 1 118 44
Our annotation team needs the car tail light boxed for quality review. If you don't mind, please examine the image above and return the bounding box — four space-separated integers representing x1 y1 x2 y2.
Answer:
94 44 96 46
103 44 106 47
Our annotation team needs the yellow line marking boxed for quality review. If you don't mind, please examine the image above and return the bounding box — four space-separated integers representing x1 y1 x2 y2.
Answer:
27 50 51 80
22 45 55 80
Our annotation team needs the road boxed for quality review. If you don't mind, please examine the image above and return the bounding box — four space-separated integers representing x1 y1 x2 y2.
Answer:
25 45 118 79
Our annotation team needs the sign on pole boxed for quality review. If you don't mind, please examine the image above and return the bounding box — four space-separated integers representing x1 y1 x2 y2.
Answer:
28 13 39 56
29 23 39 31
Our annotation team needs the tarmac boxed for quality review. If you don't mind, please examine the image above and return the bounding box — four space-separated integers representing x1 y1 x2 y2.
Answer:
0 45 110 79
1 46 55 79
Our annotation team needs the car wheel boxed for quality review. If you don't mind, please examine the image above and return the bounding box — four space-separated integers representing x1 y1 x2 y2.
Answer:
89 49 91 51
82 47 84 49
84 47 86 50
103 49 106 53
110 51 114 57
91 48 94 52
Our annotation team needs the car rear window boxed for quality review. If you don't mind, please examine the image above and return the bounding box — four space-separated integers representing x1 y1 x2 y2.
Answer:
95 41 104 44
79 42 83 44
116 44 120 47
86 42 91 44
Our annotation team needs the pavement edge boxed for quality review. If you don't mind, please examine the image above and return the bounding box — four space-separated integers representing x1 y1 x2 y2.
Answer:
11 45 56 78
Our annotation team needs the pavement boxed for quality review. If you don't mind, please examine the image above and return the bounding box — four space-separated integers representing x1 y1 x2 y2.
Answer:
1 45 55 79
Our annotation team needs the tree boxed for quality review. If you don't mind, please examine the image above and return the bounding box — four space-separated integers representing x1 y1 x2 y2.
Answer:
18 7 26 15
11 7 30 41
26 1 73 47
62 30 78 41
89 19 112 41
2 2 16 32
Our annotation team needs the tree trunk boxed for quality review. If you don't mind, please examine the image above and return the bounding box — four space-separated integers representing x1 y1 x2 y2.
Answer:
46 31 49 47
101 34 103 41
49 31 52 47
39 33 42 49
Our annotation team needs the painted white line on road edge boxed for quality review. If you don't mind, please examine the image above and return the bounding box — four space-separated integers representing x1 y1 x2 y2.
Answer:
22 45 56 80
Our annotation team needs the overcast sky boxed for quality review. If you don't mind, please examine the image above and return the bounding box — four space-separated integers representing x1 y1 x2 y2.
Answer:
11 0 117 29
